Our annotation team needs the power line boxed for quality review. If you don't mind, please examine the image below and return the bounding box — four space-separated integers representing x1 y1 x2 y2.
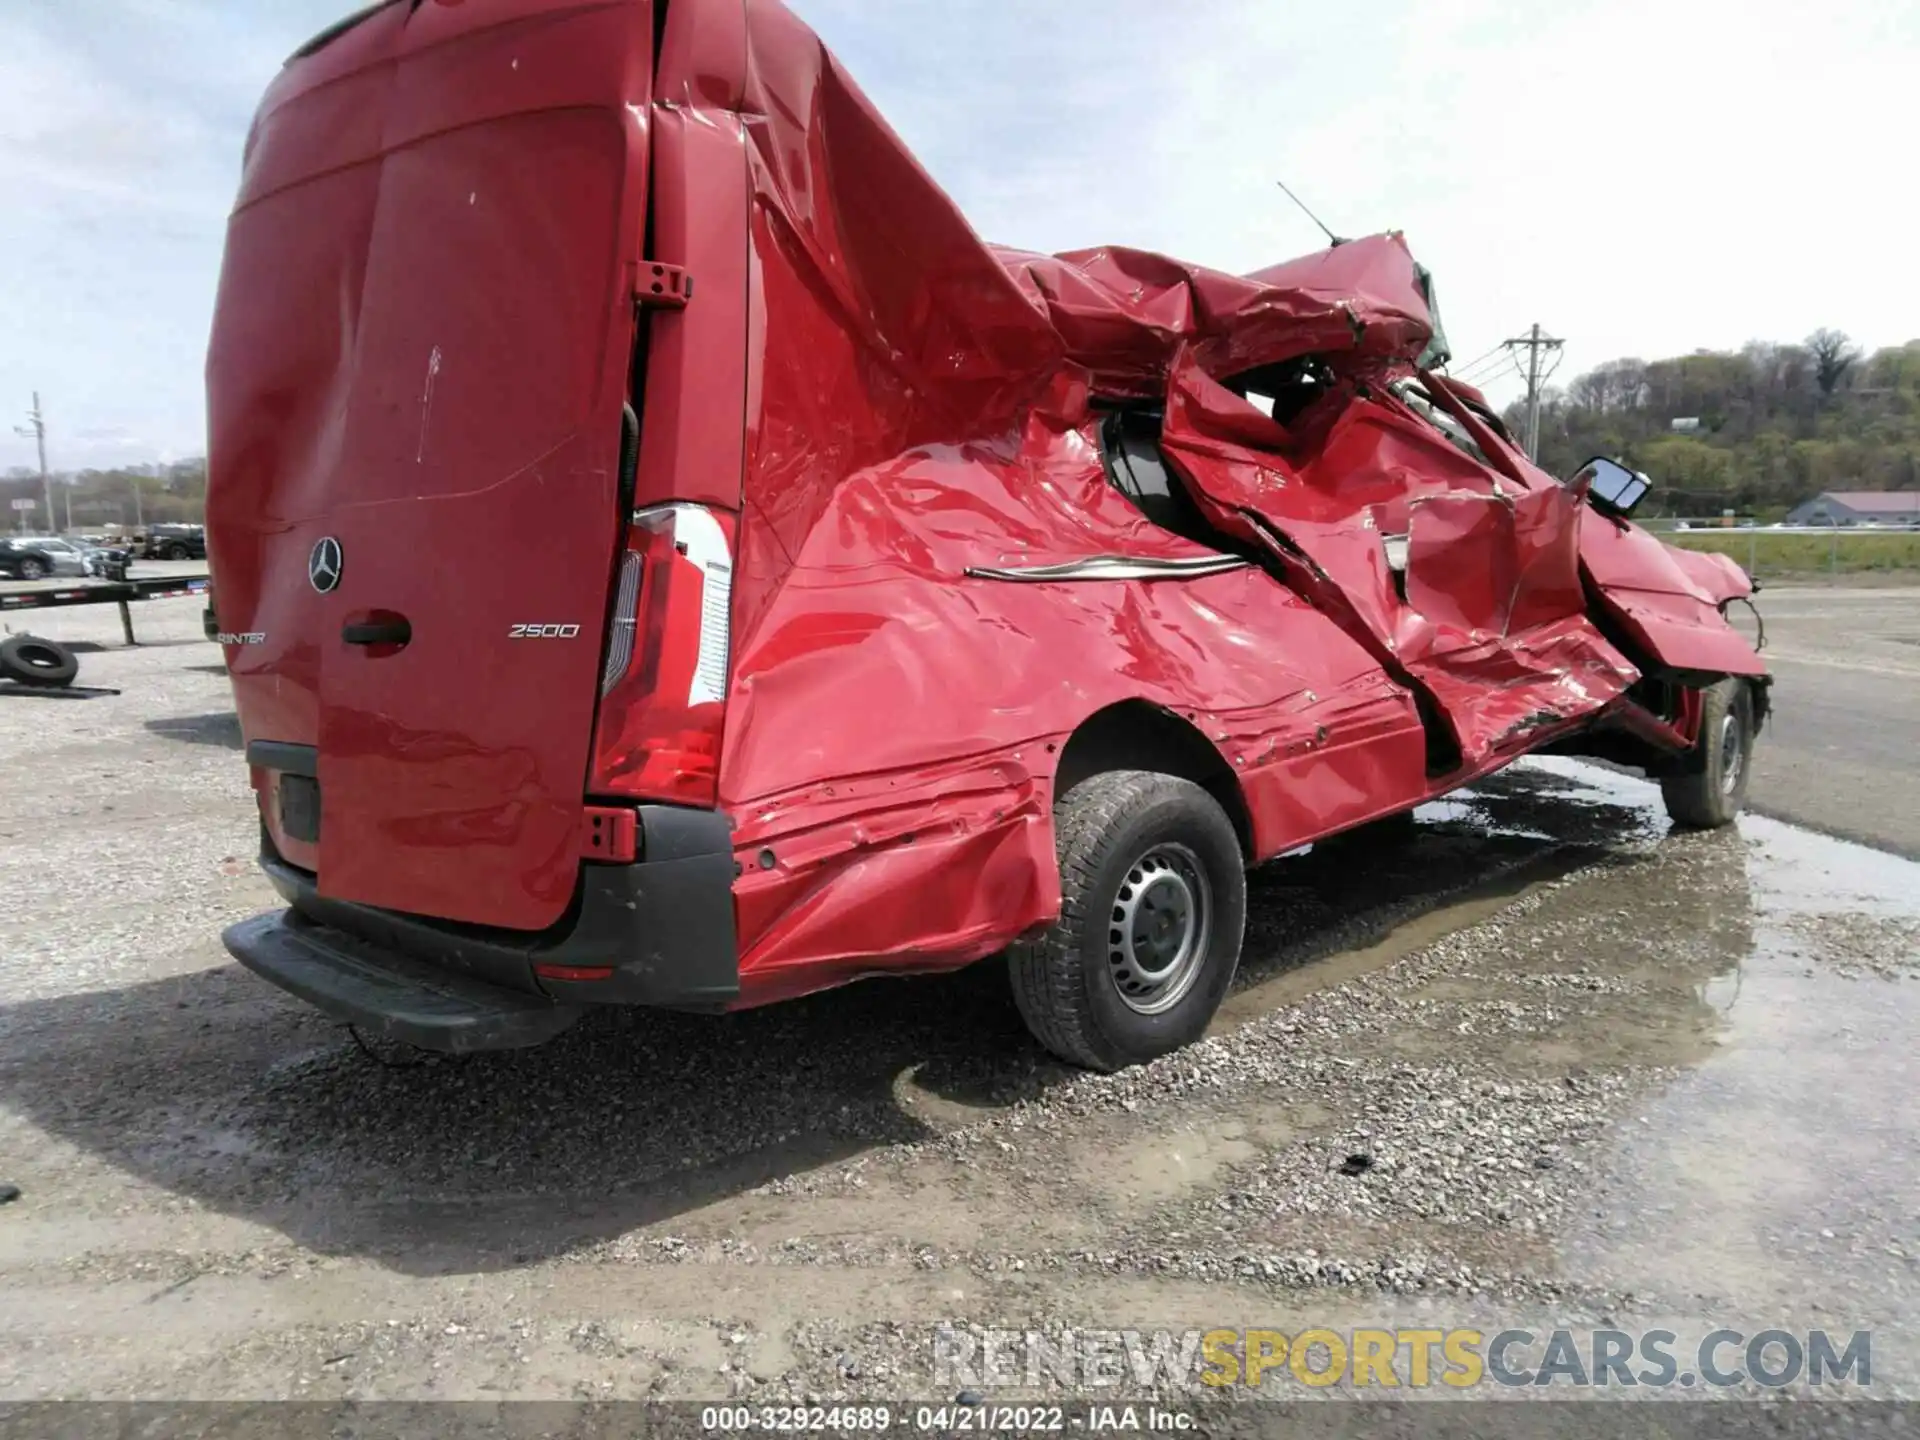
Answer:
1446 343 1506 378
1457 351 1528 391
1451 352 1504 381
1456 351 1519 384
1453 364 1513 390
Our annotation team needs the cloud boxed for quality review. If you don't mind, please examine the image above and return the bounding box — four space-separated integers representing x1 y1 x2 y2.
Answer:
0 0 340 472
803 0 1920 413
2 0 1916 475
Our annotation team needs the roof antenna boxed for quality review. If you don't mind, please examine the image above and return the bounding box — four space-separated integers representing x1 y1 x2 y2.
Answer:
1275 179 1347 248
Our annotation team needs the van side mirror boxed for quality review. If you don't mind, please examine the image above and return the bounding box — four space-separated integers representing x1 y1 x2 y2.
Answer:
1570 456 1651 520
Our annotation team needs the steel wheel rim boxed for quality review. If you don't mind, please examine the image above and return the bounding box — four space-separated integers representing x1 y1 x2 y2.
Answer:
1719 710 1745 795
1107 842 1212 1015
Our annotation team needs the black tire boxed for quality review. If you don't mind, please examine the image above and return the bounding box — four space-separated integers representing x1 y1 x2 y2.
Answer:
1661 678 1754 829
165 543 191 560
1010 770 1247 1071
16 558 47 581
0 635 79 688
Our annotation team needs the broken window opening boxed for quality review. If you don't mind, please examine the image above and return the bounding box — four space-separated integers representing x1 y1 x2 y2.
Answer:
1223 355 1334 430
1389 376 1493 467
1096 409 1236 556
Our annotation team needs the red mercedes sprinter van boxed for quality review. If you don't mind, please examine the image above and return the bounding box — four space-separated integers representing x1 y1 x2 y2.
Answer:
209 0 1768 1072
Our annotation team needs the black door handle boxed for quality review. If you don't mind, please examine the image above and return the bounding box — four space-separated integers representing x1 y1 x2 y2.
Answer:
342 618 411 646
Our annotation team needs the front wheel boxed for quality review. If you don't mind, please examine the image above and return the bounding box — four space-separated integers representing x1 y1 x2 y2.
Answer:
165 543 192 560
1661 678 1755 829
1010 770 1247 1072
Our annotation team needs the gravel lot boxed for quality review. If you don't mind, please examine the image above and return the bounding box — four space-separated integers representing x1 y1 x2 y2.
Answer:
2 587 1917 1406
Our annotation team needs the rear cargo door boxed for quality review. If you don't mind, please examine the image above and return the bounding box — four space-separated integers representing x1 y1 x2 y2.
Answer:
310 0 655 930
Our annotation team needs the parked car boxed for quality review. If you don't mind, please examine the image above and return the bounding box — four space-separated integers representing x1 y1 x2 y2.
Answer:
7 536 90 578
0 538 67 581
83 542 133 580
44 535 133 579
207 0 1772 1071
142 524 207 561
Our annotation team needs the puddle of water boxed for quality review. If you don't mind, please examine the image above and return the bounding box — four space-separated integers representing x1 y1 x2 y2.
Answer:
1562 810 1920 1334
1215 853 1579 1031
1217 757 1665 1029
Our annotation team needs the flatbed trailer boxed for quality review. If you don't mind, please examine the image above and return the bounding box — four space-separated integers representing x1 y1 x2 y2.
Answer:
0 573 212 646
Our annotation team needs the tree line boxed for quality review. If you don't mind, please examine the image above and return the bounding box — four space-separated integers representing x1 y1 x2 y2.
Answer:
1 459 207 533
1504 331 1920 519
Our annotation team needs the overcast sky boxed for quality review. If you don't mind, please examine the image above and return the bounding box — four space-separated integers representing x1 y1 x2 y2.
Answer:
3 0 1916 473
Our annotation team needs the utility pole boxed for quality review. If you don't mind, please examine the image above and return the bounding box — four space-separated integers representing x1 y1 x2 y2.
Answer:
1503 324 1564 462
14 393 53 534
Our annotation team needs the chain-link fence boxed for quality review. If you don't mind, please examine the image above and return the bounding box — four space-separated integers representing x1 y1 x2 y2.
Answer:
1659 525 1920 580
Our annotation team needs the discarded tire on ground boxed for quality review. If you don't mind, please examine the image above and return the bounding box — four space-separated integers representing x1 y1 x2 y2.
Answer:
0 635 80 689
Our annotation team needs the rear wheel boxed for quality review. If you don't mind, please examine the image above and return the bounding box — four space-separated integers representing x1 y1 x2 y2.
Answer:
1661 678 1754 829
17 558 46 581
1010 770 1246 1071
165 543 192 560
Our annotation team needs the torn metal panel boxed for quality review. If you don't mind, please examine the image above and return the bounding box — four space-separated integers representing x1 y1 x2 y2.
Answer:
1578 511 1769 677
993 234 1435 398
1402 485 1588 640
1156 352 1642 770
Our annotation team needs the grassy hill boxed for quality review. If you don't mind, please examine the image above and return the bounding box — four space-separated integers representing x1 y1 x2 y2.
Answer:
1500 332 1920 521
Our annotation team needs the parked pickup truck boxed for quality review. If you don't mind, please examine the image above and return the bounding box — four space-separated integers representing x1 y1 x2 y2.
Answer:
143 524 208 561
206 0 1770 1071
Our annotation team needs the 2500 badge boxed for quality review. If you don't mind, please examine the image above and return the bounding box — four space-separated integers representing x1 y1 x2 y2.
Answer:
507 623 581 639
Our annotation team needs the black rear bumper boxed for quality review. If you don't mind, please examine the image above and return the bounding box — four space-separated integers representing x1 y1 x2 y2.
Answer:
224 805 739 1053
224 910 585 1052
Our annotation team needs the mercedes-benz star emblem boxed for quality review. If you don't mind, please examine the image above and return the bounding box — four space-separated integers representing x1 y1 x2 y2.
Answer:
308 536 343 594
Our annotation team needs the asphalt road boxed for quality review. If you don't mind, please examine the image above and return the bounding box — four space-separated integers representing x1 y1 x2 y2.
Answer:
1742 585 1920 857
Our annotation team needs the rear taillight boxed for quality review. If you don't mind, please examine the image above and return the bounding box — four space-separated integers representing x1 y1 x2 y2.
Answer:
588 503 734 806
